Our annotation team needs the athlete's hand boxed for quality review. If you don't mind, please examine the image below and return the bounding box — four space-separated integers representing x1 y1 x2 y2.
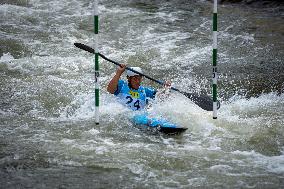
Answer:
117 64 126 75
164 80 172 88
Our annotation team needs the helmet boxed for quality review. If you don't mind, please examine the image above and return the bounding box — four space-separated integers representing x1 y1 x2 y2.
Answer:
126 67 142 77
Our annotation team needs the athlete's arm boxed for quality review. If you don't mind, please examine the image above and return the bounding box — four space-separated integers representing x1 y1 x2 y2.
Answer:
107 64 126 94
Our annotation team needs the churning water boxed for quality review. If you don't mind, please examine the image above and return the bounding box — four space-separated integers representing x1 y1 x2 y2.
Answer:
0 0 283 188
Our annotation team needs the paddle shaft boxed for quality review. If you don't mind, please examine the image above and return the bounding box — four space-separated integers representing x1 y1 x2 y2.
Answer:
74 42 218 111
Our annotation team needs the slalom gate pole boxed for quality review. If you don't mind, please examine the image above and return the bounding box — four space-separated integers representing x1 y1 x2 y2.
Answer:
212 0 218 119
94 0 100 124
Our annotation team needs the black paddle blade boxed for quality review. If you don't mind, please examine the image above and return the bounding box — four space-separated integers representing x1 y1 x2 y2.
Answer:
74 43 95 54
181 92 220 111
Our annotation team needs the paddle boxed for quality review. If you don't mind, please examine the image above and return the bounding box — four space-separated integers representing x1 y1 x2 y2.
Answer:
74 42 220 111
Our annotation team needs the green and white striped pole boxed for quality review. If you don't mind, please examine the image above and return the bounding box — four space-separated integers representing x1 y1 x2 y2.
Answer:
212 0 218 119
94 0 99 124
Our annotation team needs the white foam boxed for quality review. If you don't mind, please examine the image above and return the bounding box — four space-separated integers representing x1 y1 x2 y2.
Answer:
94 146 109 155
127 163 145 175
0 109 18 117
0 53 14 62
209 164 233 174
149 93 216 134
57 92 132 121
219 92 284 125
187 177 207 187
219 30 255 46
140 30 191 59
85 128 100 135
232 150 284 174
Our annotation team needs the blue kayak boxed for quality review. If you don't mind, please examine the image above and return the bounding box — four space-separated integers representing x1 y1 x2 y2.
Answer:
132 113 188 134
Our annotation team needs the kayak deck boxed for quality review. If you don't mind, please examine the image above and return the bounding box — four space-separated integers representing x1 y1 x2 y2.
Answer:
132 114 188 134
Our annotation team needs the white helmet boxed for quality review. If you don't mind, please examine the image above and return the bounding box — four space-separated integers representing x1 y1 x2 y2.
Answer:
126 67 142 77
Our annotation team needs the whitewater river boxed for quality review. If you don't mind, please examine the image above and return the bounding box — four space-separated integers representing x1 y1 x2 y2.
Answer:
0 0 283 188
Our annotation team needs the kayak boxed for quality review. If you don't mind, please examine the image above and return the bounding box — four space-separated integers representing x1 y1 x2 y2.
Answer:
132 113 188 134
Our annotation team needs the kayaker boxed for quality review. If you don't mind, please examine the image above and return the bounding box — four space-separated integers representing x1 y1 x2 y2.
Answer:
107 65 170 111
